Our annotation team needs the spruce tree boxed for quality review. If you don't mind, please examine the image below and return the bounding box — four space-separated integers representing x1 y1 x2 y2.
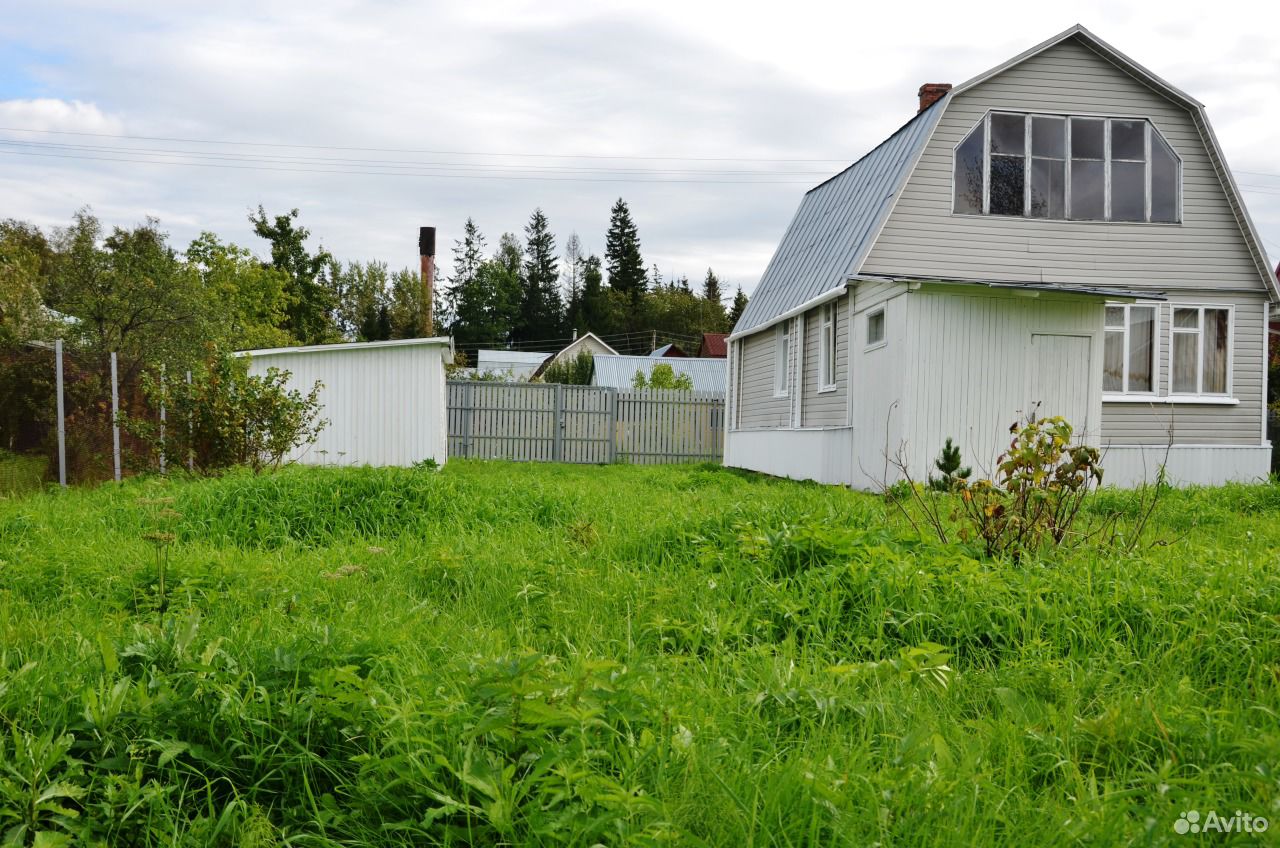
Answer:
517 208 562 343
446 218 493 353
701 268 729 332
604 198 645 310
490 233 524 344
727 285 749 329
928 438 972 491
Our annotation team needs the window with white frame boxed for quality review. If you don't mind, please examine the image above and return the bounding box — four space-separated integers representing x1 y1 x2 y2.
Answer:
866 308 886 347
954 111 1181 223
819 303 837 391
774 322 790 396
1103 303 1157 394
1170 306 1230 395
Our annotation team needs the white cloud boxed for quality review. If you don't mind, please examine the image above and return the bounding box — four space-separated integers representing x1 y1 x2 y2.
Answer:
0 98 124 134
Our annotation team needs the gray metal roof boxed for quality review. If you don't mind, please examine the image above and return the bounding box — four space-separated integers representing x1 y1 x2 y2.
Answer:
733 101 945 336
592 355 727 394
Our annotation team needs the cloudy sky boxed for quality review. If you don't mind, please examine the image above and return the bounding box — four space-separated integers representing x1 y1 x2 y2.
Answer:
1 0 1277 295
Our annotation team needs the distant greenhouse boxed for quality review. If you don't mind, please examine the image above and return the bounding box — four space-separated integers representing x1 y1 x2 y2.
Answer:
592 354 726 394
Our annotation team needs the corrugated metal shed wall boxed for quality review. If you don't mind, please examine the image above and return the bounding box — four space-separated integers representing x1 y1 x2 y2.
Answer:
733 101 944 335
244 340 449 467
592 355 727 394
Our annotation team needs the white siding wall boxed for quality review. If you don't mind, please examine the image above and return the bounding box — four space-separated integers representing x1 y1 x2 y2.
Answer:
849 286 910 488
861 36 1270 448
245 341 449 467
898 289 1103 480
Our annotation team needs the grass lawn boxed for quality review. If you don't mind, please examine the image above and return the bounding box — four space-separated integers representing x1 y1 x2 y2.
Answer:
0 450 47 497
1 461 1278 845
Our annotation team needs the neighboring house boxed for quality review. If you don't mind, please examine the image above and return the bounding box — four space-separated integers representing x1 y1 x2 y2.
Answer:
649 343 687 357
476 349 554 381
725 25 1277 488
698 333 729 358
531 332 618 379
593 354 727 394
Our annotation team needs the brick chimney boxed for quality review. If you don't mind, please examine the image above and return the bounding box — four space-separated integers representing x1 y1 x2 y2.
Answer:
918 83 952 113
419 226 436 337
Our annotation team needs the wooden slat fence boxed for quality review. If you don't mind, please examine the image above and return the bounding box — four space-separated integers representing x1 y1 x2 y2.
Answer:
447 381 722 464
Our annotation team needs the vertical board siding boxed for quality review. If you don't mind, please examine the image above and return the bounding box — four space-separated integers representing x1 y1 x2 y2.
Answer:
246 342 448 467
447 382 722 464
899 291 1102 479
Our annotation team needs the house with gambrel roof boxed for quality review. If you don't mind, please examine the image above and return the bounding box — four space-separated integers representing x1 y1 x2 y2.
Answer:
725 25 1276 487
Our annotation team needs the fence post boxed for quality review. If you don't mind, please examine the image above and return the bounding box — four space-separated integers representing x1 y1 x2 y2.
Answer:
111 351 121 482
55 339 66 487
186 370 194 471
158 364 166 474
462 381 474 457
553 383 564 462
607 388 619 463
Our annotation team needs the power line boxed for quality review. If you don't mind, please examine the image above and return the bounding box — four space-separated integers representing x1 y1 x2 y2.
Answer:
0 147 819 185
0 125 851 163
0 138 834 177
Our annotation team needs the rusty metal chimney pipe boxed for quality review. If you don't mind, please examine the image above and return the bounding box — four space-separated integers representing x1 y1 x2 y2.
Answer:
419 226 436 337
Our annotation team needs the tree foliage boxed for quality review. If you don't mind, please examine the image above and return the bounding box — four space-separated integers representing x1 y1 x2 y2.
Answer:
604 198 645 313
540 350 595 385
632 362 693 391
727 285 749 330
130 351 326 474
927 437 972 492
518 209 562 342
249 206 335 345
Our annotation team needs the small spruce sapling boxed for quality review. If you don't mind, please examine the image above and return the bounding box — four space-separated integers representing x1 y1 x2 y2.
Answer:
928 437 971 491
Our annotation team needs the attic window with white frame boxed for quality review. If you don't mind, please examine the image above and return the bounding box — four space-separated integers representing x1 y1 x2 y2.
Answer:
818 303 837 391
954 112 1181 223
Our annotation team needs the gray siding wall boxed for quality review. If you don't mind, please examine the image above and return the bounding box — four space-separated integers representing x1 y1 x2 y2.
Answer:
861 36 1268 447
1101 291 1266 445
801 296 849 427
862 37 1264 290
736 323 791 429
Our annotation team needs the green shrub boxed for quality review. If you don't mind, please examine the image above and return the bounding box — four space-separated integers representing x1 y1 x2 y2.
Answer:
954 416 1102 559
540 350 594 385
130 352 325 474
633 362 692 390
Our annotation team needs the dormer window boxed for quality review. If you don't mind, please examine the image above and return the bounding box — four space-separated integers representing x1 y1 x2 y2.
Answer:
954 112 1181 223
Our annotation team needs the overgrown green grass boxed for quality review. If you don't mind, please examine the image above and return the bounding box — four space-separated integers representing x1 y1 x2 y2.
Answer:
0 450 46 497
1 462 1278 845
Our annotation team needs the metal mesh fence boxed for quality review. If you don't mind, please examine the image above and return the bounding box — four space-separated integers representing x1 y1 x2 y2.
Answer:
0 339 157 493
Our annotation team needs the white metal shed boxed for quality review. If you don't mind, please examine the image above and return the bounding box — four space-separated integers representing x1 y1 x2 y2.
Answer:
239 337 452 467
